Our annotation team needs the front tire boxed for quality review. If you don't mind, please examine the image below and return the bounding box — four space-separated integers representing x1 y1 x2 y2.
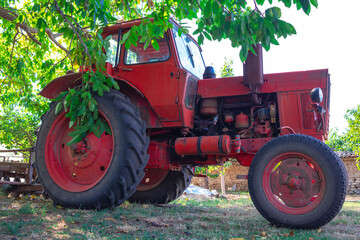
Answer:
35 91 149 209
128 166 193 204
248 134 348 229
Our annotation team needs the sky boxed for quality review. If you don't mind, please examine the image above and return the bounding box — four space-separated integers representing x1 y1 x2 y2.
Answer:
199 0 360 133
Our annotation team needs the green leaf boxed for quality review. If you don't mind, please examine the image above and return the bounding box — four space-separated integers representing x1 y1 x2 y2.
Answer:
92 124 101 138
66 135 83 146
212 1 220 14
310 0 318 8
241 20 246 34
193 28 201 35
151 39 159 50
99 121 106 136
266 7 281 19
240 47 248 62
270 36 279 45
104 123 112 135
125 39 131 49
280 0 291 7
256 0 265 5
144 37 151 49
69 119 76 128
122 30 132 42
55 102 62 115
68 130 83 138
198 34 204 45
203 31 212 41
89 99 96 112
264 19 276 34
300 0 311 14
204 1 212 18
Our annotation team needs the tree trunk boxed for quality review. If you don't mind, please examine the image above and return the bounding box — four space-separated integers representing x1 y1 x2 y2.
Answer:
220 166 226 196
202 169 209 189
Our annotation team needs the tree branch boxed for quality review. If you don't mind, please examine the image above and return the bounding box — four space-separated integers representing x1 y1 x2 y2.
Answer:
0 7 41 45
8 28 19 72
45 28 69 53
53 0 90 58
0 6 69 52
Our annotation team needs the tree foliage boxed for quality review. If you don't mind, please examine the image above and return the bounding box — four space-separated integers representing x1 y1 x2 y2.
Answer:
345 105 360 155
220 57 235 78
0 0 318 148
326 105 360 168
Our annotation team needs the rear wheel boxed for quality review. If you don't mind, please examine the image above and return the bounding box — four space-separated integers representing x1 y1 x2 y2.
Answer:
35 91 149 209
248 134 348 229
128 166 193 204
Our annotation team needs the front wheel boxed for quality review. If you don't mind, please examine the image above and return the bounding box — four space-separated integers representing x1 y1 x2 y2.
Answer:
248 134 348 229
35 91 149 209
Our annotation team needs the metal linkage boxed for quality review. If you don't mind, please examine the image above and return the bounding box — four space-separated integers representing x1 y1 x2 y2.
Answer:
0 147 43 194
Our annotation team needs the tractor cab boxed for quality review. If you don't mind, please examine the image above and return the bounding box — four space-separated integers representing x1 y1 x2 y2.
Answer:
102 19 206 128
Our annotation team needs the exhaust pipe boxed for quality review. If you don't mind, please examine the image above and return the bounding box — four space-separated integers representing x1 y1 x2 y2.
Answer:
243 44 264 104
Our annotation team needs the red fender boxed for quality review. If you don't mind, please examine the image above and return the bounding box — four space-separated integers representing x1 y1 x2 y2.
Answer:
39 72 83 99
39 72 162 128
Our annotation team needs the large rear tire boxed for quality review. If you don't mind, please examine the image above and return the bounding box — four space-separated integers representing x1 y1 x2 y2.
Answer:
128 166 193 204
248 134 348 229
35 91 149 209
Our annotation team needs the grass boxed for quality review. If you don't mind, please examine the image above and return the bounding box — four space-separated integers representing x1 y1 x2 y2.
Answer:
0 190 359 240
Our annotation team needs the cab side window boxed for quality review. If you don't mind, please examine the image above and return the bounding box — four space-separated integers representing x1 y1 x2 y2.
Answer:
124 35 171 65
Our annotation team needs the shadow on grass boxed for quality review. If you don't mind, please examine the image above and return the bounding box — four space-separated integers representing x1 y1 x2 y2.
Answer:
0 191 359 239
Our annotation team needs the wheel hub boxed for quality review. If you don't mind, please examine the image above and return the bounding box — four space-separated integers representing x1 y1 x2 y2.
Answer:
263 153 325 214
71 140 88 154
286 175 301 190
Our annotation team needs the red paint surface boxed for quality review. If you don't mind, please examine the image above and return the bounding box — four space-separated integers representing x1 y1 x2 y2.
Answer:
175 135 231 155
147 140 170 169
45 112 113 192
262 152 325 214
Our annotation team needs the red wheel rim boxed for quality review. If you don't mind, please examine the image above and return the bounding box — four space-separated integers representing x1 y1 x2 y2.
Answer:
45 112 114 192
136 169 169 191
263 152 325 215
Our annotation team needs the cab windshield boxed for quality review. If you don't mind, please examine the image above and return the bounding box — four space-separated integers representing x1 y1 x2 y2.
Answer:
172 27 206 79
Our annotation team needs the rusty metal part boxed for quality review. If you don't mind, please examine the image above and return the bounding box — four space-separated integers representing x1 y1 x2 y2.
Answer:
255 121 271 136
231 135 241 154
224 112 234 124
0 148 42 194
200 98 218 115
270 104 277 123
236 174 248 180
235 112 249 128
243 43 264 93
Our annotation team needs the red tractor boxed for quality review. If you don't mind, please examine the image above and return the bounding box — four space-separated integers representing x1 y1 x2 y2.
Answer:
35 19 348 229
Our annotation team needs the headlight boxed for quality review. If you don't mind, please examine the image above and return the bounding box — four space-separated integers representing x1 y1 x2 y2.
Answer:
310 87 323 104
